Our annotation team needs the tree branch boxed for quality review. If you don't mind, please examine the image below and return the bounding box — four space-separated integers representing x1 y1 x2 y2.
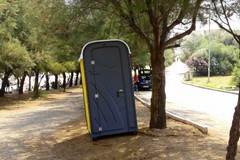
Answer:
163 0 203 49
212 0 240 44
167 2 187 32
165 43 180 49
145 0 155 28
212 19 240 44
109 0 152 50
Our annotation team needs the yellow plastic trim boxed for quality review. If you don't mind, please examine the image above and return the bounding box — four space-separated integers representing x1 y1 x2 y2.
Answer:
80 60 91 133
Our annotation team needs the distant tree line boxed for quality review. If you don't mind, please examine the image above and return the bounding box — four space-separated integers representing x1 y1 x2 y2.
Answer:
1 0 170 97
0 0 83 97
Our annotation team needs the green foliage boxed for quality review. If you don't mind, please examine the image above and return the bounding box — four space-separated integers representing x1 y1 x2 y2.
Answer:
181 33 207 62
50 62 65 75
23 0 79 76
0 0 18 40
131 51 150 68
210 41 237 75
231 61 240 85
0 39 33 76
126 33 151 68
0 0 36 78
183 30 239 76
0 0 201 98
63 61 76 72
164 49 175 67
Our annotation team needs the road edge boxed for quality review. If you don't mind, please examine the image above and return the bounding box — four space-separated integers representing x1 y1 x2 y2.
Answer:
134 94 208 134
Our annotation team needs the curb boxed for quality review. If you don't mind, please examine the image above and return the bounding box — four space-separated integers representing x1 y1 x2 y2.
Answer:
134 94 208 134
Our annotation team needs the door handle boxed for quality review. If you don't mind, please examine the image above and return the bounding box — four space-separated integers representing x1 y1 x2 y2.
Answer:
117 89 124 97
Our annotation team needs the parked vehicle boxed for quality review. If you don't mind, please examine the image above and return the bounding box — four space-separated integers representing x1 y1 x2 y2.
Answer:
137 69 152 90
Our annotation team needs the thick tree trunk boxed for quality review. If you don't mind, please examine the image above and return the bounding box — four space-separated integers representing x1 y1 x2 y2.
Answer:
19 72 27 94
149 48 167 129
226 89 240 159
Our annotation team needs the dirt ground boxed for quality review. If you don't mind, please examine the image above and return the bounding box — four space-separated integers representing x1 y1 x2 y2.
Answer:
0 87 239 160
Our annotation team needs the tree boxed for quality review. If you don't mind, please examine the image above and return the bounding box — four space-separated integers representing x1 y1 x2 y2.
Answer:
0 0 17 96
0 0 33 96
0 39 33 97
91 0 203 129
14 0 34 94
211 0 240 159
70 0 204 129
24 0 70 96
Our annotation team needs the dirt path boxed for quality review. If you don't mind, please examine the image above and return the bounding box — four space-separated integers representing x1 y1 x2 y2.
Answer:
0 90 82 159
0 88 239 159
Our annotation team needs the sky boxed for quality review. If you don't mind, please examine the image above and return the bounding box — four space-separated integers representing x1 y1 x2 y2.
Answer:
196 14 240 32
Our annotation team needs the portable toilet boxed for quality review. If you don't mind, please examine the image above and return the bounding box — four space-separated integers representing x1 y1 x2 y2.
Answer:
79 39 138 140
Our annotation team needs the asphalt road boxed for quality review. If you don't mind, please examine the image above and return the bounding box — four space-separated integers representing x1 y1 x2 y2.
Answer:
136 62 238 140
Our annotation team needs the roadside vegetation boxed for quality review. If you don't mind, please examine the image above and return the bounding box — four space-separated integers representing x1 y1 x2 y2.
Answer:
181 31 239 79
184 76 236 91
181 30 240 92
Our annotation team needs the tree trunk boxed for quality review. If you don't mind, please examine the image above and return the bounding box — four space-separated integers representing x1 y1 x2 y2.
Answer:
33 70 40 98
74 71 79 86
149 48 167 129
19 72 27 94
0 69 11 97
69 72 74 87
45 74 50 91
0 76 8 97
0 79 4 97
53 74 58 89
226 89 240 159
62 72 66 92
28 75 32 91
0 77 7 97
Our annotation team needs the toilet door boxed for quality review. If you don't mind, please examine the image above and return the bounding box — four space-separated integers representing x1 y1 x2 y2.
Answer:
87 45 128 134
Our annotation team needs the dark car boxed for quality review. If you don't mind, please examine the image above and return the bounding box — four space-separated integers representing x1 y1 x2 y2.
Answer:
137 69 152 90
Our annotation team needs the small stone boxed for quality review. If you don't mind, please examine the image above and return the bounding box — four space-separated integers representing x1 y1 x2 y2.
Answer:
152 138 159 141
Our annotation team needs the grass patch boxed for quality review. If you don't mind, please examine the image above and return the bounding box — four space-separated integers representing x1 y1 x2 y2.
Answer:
184 76 236 90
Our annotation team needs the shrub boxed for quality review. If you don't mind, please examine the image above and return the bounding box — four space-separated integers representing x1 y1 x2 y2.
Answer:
231 61 240 86
186 55 208 76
